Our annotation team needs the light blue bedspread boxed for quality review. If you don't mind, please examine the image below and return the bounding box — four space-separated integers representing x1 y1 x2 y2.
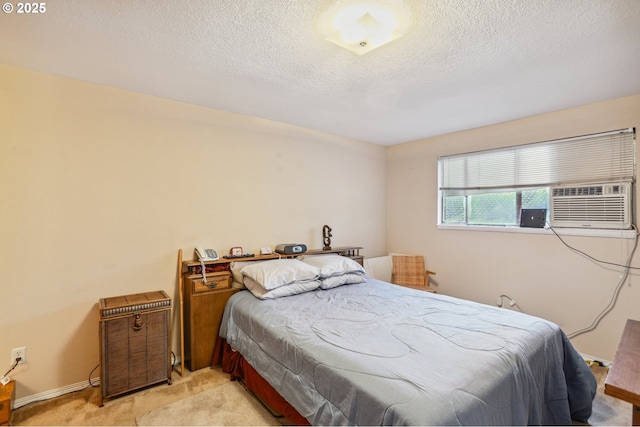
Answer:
219 278 596 425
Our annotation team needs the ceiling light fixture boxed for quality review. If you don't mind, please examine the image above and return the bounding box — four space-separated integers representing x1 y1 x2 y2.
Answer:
318 1 410 55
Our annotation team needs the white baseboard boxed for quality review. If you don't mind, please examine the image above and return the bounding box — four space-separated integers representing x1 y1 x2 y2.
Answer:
13 359 183 410
13 377 101 409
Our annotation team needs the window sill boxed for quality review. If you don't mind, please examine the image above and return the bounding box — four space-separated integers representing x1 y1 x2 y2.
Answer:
437 224 637 239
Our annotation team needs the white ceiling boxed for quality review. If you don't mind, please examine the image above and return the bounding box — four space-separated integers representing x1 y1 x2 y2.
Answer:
1 0 639 145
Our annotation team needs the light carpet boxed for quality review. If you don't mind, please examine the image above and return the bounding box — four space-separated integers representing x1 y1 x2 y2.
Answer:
135 381 280 426
11 364 630 426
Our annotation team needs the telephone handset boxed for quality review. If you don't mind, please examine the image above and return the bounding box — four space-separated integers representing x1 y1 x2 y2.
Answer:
195 247 219 261
195 247 218 283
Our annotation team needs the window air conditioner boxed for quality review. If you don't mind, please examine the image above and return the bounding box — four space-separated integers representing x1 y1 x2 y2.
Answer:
549 182 632 229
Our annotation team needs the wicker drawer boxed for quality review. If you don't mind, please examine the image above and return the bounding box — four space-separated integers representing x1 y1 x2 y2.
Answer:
99 291 171 405
192 272 231 293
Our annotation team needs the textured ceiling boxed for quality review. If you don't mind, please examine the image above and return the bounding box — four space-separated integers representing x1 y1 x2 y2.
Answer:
1 0 639 145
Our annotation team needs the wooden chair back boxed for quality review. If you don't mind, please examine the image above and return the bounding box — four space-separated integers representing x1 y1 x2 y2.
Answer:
391 255 436 290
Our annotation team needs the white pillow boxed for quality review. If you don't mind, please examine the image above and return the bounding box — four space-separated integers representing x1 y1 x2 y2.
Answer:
320 273 366 290
244 277 321 299
301 255 366 278
240 259 319 290
230 261 255 289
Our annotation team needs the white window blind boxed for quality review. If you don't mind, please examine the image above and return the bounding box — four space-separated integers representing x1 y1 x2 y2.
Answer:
439 128 635 195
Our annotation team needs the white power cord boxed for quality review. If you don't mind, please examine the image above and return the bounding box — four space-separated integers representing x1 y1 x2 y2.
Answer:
566 226 639 339
200 258 207 283
1 357 21 385
496 294 523 312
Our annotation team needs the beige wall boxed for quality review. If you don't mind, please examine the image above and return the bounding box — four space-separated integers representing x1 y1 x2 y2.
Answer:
387 93 640 361
0 64 387 401
3 61 639 402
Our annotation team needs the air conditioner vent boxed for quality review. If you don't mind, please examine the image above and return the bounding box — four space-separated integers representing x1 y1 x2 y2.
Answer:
550 182 631 229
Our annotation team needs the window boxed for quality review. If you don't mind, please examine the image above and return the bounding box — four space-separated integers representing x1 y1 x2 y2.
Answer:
438 129 635 229
443 188 550 226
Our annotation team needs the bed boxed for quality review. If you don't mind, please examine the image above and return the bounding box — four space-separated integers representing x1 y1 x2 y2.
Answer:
214 256 597 425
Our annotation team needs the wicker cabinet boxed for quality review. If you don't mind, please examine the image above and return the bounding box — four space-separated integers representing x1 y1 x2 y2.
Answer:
99 291 171 405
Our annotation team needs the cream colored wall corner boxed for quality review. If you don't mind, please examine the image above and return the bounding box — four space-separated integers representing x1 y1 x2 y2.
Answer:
386 93 640 361
0 64 387 401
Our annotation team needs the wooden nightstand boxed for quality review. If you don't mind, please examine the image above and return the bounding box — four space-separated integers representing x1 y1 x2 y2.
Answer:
604 319 640 425
183 272 238 371
0 380 15 426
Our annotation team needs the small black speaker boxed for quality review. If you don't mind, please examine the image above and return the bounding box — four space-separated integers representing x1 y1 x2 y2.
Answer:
275 244 307 255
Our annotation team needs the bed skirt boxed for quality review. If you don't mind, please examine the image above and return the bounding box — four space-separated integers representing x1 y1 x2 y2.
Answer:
212 336 310 426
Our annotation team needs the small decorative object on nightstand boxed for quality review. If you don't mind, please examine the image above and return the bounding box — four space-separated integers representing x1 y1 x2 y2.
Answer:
322 225 332 250
0 379 15 426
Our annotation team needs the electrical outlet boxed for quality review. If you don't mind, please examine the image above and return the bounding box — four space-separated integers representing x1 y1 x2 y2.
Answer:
11 346 26 364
